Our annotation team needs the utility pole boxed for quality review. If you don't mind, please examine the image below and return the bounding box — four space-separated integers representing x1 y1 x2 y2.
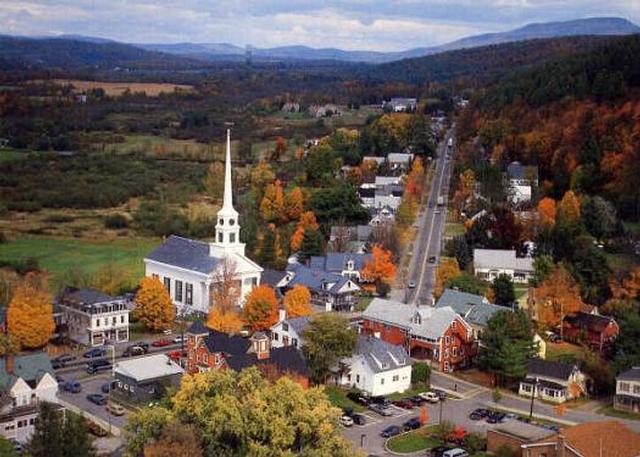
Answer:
106 344 116 434
528 377 539 421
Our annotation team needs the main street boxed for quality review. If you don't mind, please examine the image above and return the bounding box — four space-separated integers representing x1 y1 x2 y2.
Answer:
405 127 456 305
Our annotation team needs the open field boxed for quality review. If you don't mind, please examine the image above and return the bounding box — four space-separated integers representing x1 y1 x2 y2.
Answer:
0 235 159 287
52 79 193 96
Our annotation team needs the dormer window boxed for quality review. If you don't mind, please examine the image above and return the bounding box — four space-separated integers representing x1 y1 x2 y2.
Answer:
347 260 354 271
229 219 235 226
219 219 224 225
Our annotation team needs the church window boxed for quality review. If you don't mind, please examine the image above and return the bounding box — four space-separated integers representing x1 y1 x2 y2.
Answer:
219 219 224 226
185 283 193 305
175 280 183 302
218 232 223 243
163 277 171 294
230 233 236 243
229 219 235 226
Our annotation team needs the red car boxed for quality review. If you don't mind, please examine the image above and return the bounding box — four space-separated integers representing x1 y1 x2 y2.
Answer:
151 338 172 347
167 350 187 361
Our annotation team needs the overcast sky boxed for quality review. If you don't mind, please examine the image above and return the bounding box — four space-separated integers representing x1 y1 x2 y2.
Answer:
1 1 639 51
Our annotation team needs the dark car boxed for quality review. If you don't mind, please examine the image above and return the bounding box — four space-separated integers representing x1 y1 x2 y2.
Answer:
368 403 392 416
469 408 489 421
63 380 82 393
83 348 106 359
347 391 370 406
54 353 76 364
409 396 425 406
51 360 65 370
487 411 506 424
86 394 108 405
433 389 447 400
122 345 146 357
428 256 437 263
380 425 401 438
429 445 453 457
392 399 415 409
101 380 117 393
352 414 366 425
402 417 422 431
135 341 150 352
86 359 112 374
369 396 390 406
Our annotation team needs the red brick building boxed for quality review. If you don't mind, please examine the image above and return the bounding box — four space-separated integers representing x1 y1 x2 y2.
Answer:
186 321 309 388
361 298 476 372
562 311 619 354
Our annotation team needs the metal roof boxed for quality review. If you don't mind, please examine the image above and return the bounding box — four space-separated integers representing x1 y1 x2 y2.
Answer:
115 354 184 382
354 335 411 374
0 353 54 389
436 289 507 327
473 249 534 272
617 367 640 381
145 235 221 274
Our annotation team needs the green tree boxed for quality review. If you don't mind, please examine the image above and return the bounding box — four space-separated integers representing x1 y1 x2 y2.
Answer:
302 314 358 383
492 274 516 306
479 309 537 386
412 362 430 385
61 411 95 457
0 437 16 457
308 185 370 226
581 195 618 241
306 143 341 185
124 406 174 457
298 229 324 263
492 388 503 403
27 402 95 457
531 254 554 287
613 313 640 374
445 272 486 296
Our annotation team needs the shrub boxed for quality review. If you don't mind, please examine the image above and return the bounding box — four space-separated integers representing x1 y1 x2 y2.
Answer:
104 213 129 229
7 201 42 212
44 214 75 223
412 362 431 385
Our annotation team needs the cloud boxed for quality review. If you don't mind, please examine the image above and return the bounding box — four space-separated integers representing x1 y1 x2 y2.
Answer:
0 0 638 50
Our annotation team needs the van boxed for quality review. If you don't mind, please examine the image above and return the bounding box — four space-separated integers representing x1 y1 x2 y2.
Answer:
443 449 469 457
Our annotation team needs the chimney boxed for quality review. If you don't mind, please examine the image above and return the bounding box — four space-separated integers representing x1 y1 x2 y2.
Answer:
6 354 13 374
278 307 287 323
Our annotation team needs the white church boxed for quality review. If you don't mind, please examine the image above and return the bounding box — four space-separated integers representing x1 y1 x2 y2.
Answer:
144 130 263 315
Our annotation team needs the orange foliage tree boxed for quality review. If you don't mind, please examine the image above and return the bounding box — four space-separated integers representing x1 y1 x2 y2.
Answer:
283 285 313 318
274 136 287 161
453 169 476 218
557 190 581 224
537 197 557 228
360 245 397 285
243 285 279 331
7 273 54 349
207 259 244 333
405 158 425 198
434 258 462 298
533 264 583 333
133 276 176 331
144 422 203 457
285 187 305 221
290 211 320 252
259 180 285 222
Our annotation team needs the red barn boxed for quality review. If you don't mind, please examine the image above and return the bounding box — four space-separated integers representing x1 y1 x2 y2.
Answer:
186 321 309 388
362 298 476 372
562 311 619 354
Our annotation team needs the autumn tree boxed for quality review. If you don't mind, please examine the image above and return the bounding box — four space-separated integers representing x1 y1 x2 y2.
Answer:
133 277 176 332
537 197 557 228
290 210 320 252
285 187 304 221
207 259 244 333
0 333 20 357
8 273 55 349
360 245 396 289
259 180 285 223
453 169 476 217
434 258 461 298
203 161 224 202
144 422 203 457
250 162 275 200
557 190 581 225
243 285 278 331
90 262 133 296
533 264 583 335
273 136 288 161
283 285 313 318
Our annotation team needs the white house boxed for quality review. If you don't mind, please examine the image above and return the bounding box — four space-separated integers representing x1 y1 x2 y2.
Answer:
270 310 310 349
57 287 130 347
506 161 538 204
333 335 412 396
145 130 263 314
614 367 640 413
473 249 534 283
0 353 61 443
385 98 417 112
518 359 587 404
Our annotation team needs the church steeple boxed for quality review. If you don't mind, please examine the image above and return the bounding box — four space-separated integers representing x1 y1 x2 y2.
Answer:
212 129 244 256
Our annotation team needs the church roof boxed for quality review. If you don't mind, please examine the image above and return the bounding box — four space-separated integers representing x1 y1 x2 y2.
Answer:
145 235 221 274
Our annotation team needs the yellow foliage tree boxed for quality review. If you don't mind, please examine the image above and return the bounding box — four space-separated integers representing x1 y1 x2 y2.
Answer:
133 277 176 332
434 258 462 298
290 211 320 252
283 285 313 318
8 273 55 349
453 169 476 217
250 162 276 198
207 259 244 333
90 262 133 296
285 187 305 221
533 264 583 332
206 308 244 334
557 190 581 224
360 245 397 285
243 285 279 331
537 197 557 228
203 161 224 202
260 180 286 223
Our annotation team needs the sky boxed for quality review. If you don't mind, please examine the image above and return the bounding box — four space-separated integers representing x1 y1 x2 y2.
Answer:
1 1 639 51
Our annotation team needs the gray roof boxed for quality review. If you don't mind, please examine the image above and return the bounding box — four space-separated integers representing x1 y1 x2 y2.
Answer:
436 289 507 327
386 152 414 163
527 359 577 381
353 335 411 374
261 269 288 288
309 253 372 273
0 352 54 389
286 264 356 295
145 235 221 274
59 288 113 305
473 249 534 272
363 298 465 340
283 316 311 334
618 367 640 382
115 354 184 382
507 161 538 181
494 421 556 442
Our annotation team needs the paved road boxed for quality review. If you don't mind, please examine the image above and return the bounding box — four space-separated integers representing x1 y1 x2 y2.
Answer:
405 128 455 305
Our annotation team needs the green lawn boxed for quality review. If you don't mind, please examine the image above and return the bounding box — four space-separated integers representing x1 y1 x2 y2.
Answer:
444 222 465 238
354 296 373 312
545 342 584 362
598 405 640 421
387 384 430 401
0 235 159 287
323 386 365 413
386 427 441 453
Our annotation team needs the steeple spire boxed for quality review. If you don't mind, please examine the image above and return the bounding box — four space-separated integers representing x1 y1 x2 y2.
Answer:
222 128 234 212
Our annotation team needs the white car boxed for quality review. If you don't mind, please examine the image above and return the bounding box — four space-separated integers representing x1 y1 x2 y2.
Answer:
173 335 185 344
418 391 440 403
340 415 354 427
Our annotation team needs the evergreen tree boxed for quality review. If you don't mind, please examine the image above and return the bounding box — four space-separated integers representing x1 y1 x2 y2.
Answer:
61 411 95 457
479 310 537 386
298 229 324 263
26 402 64 457
491 274 516 306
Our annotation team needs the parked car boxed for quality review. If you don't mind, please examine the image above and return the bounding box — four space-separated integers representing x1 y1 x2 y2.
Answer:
83 348 106 358
469 408 490 421
487 411 506 424
443 448 469 457
135 341 150 352
428 256 437 263
9 439 23 454
56 375 65 386
347 391 370 406
63 380 82 393
122 345 146 357
340 415 354 427
433 389 447 400
86 420 108 437
407 280 416 289
151 338 172 348
101 380 117 393
369 396 390 406
106 402 126 416
392 399 415 409
403 417 422 431
380 425 401 438
368 403 393 416
86 359 112 375
54 353 76 364
162 329 173 335
409 396 425 406
419 391 440 403
86 394 108 405
352 413 366 425
167 349 187 362
173 335 186 344
430 446 453 457
51 360 65 370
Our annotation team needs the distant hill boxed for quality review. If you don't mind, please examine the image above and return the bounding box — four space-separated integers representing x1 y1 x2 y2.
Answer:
135 16 640 63
0 35 207 71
